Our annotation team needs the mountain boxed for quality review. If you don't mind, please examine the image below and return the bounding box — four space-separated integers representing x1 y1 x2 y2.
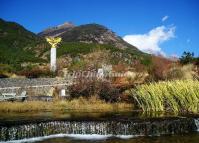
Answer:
0 19 151 77
38 23 140 53
38 23 150 71
0 18 49 71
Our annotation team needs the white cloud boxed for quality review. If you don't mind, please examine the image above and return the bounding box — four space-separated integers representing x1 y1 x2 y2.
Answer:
123 26 175 56
162 16 169 22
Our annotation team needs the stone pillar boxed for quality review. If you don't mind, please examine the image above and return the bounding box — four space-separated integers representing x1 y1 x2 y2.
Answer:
50 47 56 72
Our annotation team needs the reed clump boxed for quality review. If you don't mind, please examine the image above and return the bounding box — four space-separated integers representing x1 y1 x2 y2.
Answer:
132 79 199 113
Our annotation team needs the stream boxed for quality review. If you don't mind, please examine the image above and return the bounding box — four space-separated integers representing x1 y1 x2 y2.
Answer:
0 111 199 143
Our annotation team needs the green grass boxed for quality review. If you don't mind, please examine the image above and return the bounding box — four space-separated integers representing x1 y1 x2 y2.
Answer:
131 80 199 113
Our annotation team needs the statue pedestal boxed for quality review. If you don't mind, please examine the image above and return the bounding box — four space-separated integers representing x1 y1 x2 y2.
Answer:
50 47 56 72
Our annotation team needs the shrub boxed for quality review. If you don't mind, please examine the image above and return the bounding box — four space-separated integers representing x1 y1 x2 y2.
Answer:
19 67 55 78
69 59 87 71
164 64 196 80
147 56 174 81
98 81 121 102
68 79 122 102
68 80 95 98
195 57 199 66
166 67 184 80
0 64 13 77
180 64 195 79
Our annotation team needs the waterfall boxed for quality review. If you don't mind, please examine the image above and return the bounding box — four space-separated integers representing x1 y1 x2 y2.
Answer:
0 118 197 142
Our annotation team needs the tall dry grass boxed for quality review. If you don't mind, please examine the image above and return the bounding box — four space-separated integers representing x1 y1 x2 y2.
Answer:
0 96 133 113
131 80 199 113
166 64 195 80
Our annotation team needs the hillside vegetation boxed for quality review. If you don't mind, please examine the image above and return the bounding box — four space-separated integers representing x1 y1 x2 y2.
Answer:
0 19 49 73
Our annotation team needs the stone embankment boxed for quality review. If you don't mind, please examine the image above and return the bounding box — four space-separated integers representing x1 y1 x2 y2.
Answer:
0 78 73 98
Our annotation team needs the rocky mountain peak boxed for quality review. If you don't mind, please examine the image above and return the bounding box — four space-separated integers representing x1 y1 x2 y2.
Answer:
38 22 75 37
57 22 75 29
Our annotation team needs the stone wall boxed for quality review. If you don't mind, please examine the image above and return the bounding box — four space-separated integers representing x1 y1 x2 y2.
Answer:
0 78 72 97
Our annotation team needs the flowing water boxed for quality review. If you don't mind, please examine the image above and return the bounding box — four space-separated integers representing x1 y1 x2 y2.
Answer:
0 111 199 143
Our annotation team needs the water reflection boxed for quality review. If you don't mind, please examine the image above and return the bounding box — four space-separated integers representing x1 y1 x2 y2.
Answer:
0 111 183 124
1 110 198 125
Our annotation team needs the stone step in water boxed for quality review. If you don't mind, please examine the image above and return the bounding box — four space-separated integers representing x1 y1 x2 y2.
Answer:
0 118 198 141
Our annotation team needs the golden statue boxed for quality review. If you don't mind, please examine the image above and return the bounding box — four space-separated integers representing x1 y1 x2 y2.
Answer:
46 37 62 48
45 36 62 72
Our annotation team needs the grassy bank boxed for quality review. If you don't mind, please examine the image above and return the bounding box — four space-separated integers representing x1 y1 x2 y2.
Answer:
0 97 133 113
132 80 199 113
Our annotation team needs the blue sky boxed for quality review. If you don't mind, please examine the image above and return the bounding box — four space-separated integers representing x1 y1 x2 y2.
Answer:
0 0 198 56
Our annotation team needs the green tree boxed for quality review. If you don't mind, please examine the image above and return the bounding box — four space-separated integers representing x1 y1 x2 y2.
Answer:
179 51 194 65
